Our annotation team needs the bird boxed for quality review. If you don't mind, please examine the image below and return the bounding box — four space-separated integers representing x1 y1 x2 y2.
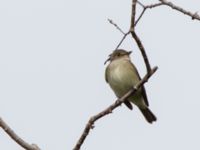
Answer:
105 49 156 123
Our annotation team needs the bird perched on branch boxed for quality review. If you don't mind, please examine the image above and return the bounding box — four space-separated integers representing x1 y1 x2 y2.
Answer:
105 49 156 123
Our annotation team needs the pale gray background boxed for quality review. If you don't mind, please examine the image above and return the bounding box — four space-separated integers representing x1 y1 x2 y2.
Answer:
0 0 200 149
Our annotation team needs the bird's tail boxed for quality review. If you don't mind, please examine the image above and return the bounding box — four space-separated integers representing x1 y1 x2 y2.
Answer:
139 107 157 123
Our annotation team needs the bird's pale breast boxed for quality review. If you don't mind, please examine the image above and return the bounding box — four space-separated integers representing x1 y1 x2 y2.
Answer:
107 59 140 98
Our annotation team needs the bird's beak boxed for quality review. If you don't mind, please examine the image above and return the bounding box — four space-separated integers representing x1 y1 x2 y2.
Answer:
128 51 132 55
104 57 111 65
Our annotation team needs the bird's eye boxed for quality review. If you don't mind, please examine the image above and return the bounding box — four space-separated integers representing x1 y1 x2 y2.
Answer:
117 53 120 57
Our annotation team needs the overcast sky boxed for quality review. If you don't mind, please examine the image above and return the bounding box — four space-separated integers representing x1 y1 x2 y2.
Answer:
0 0 200 150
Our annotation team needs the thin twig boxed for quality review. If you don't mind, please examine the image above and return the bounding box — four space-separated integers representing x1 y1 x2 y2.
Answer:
135 8 146 26
159 0 200 20
137 1 145 8
135 2 163 26
115 31 130 50
109 1 163 49
108 19 130 50
108 19 126 35
0 117 40 150
73 66 158 150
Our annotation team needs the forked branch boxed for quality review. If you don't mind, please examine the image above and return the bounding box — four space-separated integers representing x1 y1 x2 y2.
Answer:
73 0 200 149
73 67 158 150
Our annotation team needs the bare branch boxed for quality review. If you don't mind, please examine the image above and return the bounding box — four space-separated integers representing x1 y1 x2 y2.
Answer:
159 0 200 21
144 2 163 9
73 66 158 150
137 1 163 9
130 0 137 31
0 117 40 150
130 31 152 73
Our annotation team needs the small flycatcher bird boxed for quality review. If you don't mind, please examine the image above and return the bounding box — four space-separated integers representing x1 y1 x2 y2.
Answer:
105 49 156 123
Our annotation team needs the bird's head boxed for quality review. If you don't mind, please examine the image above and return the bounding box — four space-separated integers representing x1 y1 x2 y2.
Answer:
104 49 132 65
